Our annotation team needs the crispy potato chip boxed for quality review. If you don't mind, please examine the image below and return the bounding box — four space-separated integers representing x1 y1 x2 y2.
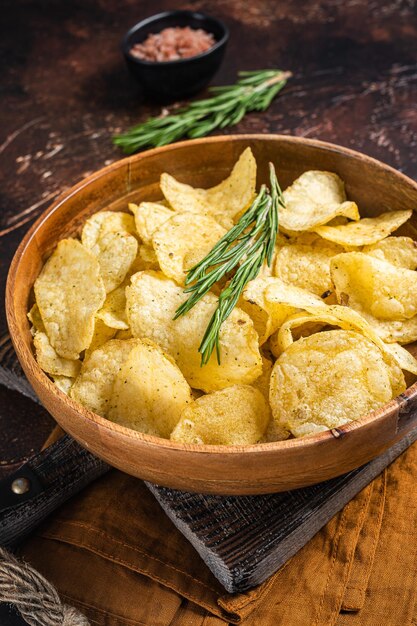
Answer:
71 339 140 416
152 212 226 285
269 320 325 358
264 420 291 442
383 342 417 376
85 318 117 358
129 202 175 245
33 331 81 377
241 276 325 343
275 305 406 395
363 236 417 270
97 284 129 330
251 355 291 442
331 252 417 320
126 271 262 392
27 303 45 335
81 211 137 249
327 216 350 226
273 238 345 296
291 231 323 245
137 244 159 269
270 330 399 438
160 148 256 228
256 235 291 278
92 230 138 293
361 317 417 345
280 171 359 232
315 210 412 246
171 385 269 445
108 339 192 437
52 375 74 395
128 245 160 274
252 355 273 403
115 328 133 340
34 239 106 359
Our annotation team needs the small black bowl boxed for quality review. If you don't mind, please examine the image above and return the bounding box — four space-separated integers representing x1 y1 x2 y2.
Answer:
122 10 229 101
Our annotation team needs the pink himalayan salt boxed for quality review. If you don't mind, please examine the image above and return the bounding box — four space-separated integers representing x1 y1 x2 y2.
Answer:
130 26 216 62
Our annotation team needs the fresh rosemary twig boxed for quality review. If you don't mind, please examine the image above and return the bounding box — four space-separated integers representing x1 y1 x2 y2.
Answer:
113 69 291 154
174 163 285 365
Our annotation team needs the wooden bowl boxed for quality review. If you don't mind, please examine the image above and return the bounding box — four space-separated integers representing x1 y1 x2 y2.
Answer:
6 135 417 495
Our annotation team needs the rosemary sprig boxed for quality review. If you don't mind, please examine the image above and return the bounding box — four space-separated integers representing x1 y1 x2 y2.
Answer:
113 69 291 154
174 163 284 365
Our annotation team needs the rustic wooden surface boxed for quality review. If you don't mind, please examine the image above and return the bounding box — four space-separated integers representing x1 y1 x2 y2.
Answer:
1 0 417 603
1 0 417 475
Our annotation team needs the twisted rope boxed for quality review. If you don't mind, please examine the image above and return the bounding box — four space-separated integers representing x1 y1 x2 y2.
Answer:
0 546 89 626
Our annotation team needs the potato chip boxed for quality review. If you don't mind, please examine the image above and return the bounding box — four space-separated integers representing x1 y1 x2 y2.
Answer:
240 276 325 343
81 211 137 249
160 147 256 228
27 303 45 335
251 355 291 441
290 231 323 245
264 420 291 442
359 316 417 345
270 330 398 438
280 171 359 232
92 230 138 293
34 239 106 359
129 202 175 245
152 212 226 284
108 339 192 437
128 245 160 273
85 318 117 357
314 210 412 246
275 305 406 395
71 339 140 416
52 375 74 395
171 385 269 445
126 271 262 391
273 238 345 296
97 284 129 330
383 342 417 376
331 252 417 320
256 235 291 279
252 355 273 402
269 320 325 358
363 236 417 270
115 328 133 340
33 331 81 377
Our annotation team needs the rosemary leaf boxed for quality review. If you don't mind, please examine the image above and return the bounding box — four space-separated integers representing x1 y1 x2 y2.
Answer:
113 69 291 154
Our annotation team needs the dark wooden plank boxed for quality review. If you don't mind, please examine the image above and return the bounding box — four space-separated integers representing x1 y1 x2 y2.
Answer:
0 334 38 403
148 430 417 591
0 430 108 549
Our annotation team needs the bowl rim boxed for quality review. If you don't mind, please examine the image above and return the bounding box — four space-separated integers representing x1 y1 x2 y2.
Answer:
6 133 417 457
122 9 229 67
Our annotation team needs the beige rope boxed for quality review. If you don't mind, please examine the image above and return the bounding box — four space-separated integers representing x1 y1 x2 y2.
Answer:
0 546 89 626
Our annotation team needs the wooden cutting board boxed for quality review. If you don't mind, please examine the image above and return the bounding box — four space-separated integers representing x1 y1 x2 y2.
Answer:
1 337 417 593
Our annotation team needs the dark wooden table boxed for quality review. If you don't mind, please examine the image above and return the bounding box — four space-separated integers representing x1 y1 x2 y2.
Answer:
1 0 416 466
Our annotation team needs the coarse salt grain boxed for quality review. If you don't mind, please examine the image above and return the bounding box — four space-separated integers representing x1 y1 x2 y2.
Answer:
130 27 216 62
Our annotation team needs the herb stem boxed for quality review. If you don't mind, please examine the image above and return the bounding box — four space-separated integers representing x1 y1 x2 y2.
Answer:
113 69 291 154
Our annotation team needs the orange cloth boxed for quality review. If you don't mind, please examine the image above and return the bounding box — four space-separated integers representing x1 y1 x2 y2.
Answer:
20 442 417 626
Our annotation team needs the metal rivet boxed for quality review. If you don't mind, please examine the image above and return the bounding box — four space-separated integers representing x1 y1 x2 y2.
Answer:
11 477 31 495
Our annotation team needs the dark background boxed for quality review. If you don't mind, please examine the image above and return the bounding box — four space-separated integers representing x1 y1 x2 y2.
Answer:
1 0 417 471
